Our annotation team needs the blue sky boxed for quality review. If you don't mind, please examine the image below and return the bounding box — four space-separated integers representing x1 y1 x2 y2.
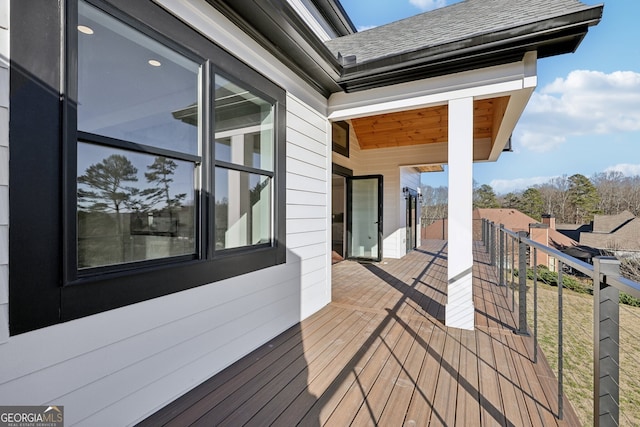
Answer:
340 0 640 194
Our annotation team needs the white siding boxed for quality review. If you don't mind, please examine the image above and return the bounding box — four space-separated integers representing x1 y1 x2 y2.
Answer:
0 2 331 426
334 127 428 259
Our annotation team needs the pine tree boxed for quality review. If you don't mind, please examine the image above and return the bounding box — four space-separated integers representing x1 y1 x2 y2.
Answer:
473 184 500 208
568 173 600 224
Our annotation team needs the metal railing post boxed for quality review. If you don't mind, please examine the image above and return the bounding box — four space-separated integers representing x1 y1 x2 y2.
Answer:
482 219 486 247
533 248 538 363
516 231 529 335
499 224 505 288
490 221 496 267
558 261 564 420
511 235 515 311
593 257 621 427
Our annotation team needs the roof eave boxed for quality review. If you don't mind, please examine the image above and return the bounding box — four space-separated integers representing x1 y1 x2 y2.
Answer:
337 5 603 93
309 0 357 36
208 0 344 96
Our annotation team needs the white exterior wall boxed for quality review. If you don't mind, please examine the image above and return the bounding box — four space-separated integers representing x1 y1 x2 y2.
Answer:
0 1 332 426
333 129 424 259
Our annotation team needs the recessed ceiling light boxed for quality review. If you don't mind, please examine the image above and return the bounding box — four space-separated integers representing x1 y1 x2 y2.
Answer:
148 59 162 67
77 25 94 35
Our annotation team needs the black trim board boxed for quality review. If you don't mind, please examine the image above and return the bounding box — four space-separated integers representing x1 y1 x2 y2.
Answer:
10 0 64 333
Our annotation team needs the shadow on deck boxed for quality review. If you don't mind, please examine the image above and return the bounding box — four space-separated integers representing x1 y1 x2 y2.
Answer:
138 240 579 426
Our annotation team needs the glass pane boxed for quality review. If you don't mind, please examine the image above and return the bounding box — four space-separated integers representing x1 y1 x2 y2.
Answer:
77 142 196 269
214 75 274 171
348 178 379 260
215 168 271 250
78 1 200 155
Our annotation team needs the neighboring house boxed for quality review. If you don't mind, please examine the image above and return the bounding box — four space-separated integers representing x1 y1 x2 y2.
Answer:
0 0 601 425
473 209 581 268
556 222 594 242
580 210 640 257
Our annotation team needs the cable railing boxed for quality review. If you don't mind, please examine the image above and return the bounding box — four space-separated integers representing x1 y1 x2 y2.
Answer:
480 219 640 427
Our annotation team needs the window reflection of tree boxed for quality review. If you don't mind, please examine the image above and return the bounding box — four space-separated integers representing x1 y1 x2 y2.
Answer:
78 153 189 267
78 154 139 265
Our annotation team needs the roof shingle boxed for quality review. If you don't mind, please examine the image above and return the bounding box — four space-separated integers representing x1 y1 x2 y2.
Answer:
326 0 602 64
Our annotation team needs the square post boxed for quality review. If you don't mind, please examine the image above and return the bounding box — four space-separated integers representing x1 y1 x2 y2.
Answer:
593 256 620 427
446 97 474 330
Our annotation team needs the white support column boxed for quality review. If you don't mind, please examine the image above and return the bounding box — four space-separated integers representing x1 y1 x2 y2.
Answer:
446 97 475 330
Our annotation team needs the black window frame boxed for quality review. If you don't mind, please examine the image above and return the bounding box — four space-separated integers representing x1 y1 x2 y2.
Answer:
9 0 286 335
331 120 349 157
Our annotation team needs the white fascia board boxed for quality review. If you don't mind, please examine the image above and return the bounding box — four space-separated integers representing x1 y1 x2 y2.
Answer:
328 58 536 121
286 0 333 42
486 85 535 162
486 51 537 161
153 0 328 114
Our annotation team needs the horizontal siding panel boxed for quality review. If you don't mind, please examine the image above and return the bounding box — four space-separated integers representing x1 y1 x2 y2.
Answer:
288 127 326 156
287 158 326 181
287 112 326 145
286 189 326 206
287 218 327 234
286 172 326 193
287 230 326 249
301 268 326 291
287 242 325 260
287 94 327 132
287 143 326 169
286 205 327 220
299 254 326 276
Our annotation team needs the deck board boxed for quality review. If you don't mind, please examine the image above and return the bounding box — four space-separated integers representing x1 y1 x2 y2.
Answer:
138 240 580 426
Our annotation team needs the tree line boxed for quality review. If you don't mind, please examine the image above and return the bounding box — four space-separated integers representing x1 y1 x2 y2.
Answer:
421 171 640 225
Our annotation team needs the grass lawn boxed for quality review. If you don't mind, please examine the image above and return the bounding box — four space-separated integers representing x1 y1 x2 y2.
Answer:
525 280 640 426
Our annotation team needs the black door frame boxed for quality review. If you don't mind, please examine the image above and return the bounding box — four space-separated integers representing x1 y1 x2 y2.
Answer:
331 164 352 260
404 187 419 253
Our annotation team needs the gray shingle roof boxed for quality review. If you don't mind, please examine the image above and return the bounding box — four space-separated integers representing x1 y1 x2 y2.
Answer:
326 0 602 64
592 210 635 233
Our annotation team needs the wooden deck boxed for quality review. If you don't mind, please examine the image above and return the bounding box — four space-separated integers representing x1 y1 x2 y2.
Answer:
139 241 579 426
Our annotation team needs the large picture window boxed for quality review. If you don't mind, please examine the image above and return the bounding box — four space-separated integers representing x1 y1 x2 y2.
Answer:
75 0 201 271
9 0 286 334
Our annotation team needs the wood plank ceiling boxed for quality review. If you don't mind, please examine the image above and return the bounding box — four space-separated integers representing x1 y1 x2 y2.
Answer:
350 96 510 150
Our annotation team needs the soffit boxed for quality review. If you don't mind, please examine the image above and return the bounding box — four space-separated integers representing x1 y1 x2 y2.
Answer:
351 96 509 155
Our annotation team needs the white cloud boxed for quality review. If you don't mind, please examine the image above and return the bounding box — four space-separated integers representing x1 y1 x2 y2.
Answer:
519 131 566 152
515 70 640 152
357 24 377 32
490 175 558 194
604 163 640 176
409 0 447 11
